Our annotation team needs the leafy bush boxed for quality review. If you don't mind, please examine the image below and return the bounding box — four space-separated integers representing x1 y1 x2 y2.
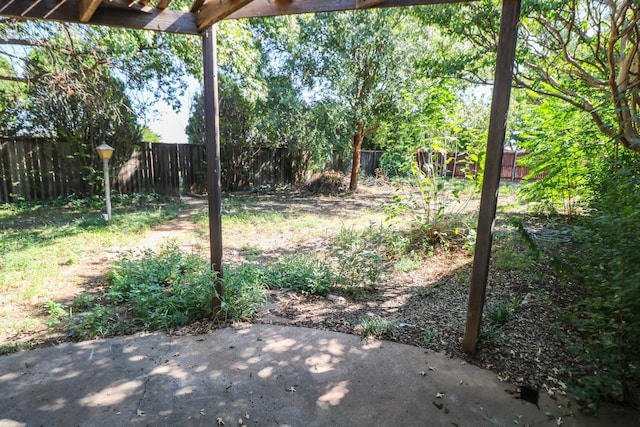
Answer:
107 244 214 329
220 264 268 321
379 150 412 177
69 243 215 339
561 159 640 408
484 298 519 327
265 254 334 296
330 227 383 295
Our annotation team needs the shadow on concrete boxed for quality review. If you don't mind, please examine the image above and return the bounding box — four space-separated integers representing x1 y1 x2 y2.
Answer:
4 324 635 426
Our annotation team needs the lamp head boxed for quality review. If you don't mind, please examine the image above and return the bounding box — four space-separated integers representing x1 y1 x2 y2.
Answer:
96 143 114 161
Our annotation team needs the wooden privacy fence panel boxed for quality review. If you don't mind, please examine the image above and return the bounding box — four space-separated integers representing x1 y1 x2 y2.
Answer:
117 144 207 195
0 139 298 202
0 137 97 202
360 150 384 176
357 149 542 181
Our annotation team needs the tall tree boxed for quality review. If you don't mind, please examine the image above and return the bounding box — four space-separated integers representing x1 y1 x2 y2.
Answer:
289 9 424 191
417 0 640 153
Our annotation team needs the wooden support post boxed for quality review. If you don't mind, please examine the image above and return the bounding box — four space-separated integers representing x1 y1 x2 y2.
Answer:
203 25 224 315
462 0 521 354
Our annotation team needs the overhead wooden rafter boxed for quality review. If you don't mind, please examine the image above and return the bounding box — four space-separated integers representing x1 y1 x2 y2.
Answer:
79 0 102 22
227 0 473 20
0 0 198 35
192 0 256 32
0 0 477 34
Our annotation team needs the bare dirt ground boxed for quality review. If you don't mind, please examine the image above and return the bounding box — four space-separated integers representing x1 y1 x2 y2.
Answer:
3 183 597 412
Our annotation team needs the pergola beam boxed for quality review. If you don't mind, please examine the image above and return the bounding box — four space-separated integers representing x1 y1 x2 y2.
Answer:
227 0 476 20
194 0 256 32
0 0 199 35
356 0 386 9
462 0 521 354
79 0 102 22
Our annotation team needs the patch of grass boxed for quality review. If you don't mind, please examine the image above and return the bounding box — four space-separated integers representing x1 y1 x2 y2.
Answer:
492 235 532 272
0 194 183 337
479 324 500 346
423 327 437 346
484 297 519 327
238 245 261 261
414 286 436 297
394 256 421 273
354 316 397 339
0 341 35 355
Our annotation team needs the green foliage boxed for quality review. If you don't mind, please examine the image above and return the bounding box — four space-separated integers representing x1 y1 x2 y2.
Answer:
515 96 598 216
265 254 334 296
44 300 68 328
354 316 397 339
394 257 421 273
69 244 214 339
386 173 477 249
423 327 437 346
560 157 640 407
219 264 268 321
484 298 519 327
330 227 383 295
108 244 214 327
491 236 532 272
419 1 640 157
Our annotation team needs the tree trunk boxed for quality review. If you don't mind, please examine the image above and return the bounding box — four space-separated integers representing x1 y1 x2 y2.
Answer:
349 128 364 192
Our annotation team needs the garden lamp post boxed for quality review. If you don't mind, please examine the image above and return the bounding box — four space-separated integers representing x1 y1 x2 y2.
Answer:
96 143 114 221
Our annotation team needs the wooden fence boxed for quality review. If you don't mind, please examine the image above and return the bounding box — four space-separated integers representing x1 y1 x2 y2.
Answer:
0 138 543 203
0 139 299 202
360 149 543 181
0 137 96 202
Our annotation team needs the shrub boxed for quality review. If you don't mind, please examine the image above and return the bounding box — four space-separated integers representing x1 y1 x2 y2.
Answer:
330 227 383 295
70 243 215 338
560 158 640 409
265 254 334 296
220 264 268 321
